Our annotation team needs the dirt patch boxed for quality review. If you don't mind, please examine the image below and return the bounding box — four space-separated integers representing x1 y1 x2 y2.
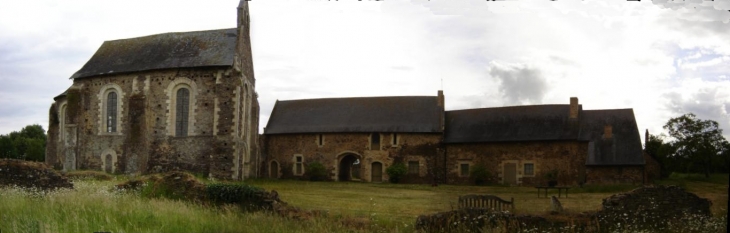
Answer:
0 159 73 190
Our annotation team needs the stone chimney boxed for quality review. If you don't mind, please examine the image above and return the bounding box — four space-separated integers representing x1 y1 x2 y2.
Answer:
569 97 579 119
645 129 649 145
603 125 613 139
437 90 445 131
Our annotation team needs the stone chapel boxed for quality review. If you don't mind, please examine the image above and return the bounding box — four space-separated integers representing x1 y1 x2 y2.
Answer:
46 1 260 180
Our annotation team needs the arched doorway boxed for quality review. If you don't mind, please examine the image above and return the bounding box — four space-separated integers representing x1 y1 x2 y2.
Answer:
104 154 113 173
371 162 383 182
269 161 279 178
338 154 360 181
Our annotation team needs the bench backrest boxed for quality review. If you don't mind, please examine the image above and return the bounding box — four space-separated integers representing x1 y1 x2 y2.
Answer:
458 194 514 212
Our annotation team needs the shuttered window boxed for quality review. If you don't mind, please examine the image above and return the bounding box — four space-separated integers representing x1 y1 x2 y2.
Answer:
175 88 190 136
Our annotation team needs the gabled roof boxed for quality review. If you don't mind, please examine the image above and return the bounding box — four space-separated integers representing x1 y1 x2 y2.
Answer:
264 96 442 134
71 28 237 79
581 109 645 166
443 105 582 143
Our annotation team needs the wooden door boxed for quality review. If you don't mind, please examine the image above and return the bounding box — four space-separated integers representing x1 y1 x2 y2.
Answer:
503 163 517 185
270 161 279 178
371 162 383 182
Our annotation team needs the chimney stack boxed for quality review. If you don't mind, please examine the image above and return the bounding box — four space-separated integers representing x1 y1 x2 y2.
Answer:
569 97 579 119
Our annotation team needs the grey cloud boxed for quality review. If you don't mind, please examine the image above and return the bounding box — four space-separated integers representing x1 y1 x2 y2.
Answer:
488 62 547 105
653 1 730 37
664 88 730 139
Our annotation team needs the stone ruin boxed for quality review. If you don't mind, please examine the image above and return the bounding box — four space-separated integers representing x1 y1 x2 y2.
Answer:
597 185 712 231
416 185 714 232
0 159 73 190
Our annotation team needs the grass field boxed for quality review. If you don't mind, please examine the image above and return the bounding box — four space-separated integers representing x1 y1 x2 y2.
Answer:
0 173 727 232
249 174 728 228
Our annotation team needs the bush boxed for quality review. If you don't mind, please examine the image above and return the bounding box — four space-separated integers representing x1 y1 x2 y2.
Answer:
386 163 407 183
306 161 328 181
206 183 266 210
470 164 491 185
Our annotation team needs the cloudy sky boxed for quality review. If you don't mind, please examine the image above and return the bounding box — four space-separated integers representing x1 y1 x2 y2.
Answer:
0 0 728 142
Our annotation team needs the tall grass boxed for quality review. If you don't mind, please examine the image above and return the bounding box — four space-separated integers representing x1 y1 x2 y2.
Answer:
0 180 362 233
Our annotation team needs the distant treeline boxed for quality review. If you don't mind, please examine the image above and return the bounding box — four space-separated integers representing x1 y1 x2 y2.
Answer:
0 124 46 161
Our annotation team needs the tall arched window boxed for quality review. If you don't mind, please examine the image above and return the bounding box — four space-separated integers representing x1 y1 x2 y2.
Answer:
106 92 117 133
175 88 190 136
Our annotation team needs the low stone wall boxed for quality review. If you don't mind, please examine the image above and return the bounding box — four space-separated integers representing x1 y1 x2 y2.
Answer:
0 159 73 190
416 185 713 232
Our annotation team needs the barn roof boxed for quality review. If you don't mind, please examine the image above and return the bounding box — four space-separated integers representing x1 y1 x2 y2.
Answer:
264 96 442 134
443 105 644 165
70 28 237 79
443 105 582 143
581 109 645 166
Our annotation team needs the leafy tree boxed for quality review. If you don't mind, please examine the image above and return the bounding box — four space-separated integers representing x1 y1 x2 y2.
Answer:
645 133 677 178
663 113 728 178
0 124 46 161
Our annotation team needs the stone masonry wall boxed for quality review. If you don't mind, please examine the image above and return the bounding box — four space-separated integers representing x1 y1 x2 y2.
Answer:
265 133 441 183
445 141 588 186
47 67 256 179
585 166 644 185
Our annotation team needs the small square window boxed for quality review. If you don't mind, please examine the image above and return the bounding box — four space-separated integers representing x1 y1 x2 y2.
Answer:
408 161 419 174
460 163 470 177
524 163 534 176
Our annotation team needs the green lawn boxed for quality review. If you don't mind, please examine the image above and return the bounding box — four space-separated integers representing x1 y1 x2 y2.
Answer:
0 173 726 232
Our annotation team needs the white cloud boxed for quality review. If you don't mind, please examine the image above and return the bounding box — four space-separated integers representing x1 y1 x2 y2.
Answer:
0 0 729 144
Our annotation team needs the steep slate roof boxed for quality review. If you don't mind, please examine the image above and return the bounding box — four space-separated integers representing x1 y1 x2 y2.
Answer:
71 28 237 79
581 109 645 166
444 105 581 143
264 96 441 134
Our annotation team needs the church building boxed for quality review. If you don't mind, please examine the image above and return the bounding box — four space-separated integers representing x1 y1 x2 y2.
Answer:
46 1 260 180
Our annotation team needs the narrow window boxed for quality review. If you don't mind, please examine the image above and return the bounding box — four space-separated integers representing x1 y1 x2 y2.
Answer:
294 155 303 176
392 133 398 146
317 134 324 146
370 133 380 150
408 161 419 175
524 163 534 176
460 163 470 177
175 88 190 136
106 92 117 132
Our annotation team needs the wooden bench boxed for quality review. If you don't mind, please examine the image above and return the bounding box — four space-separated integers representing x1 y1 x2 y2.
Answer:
458 194 515 212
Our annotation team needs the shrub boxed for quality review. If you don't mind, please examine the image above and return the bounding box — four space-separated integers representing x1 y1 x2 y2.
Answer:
306 161 328 181
386 163 407 183
206 183 267 210
470 164 491 185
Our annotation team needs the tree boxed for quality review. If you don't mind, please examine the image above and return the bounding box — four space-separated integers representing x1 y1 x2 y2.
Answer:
663 113 728 178
0 124 47 161
644 133 676 178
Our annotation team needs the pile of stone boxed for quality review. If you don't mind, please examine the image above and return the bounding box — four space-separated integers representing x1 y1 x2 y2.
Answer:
0 159 73 190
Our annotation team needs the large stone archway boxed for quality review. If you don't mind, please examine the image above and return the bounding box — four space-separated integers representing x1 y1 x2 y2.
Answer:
337 153 361 181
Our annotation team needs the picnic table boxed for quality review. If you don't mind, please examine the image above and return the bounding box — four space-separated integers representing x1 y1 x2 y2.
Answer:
535 186 570 198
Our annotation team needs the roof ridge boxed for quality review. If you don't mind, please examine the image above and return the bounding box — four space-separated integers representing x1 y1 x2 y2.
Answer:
104 28 237 43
